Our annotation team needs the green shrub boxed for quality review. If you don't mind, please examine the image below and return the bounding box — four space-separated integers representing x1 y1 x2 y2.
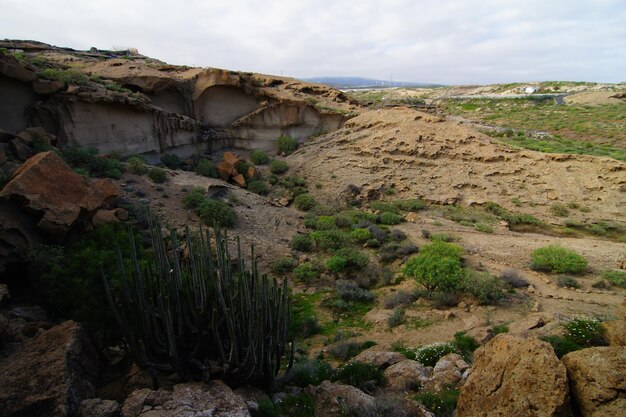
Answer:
269 159 289 174
463 270 506 305
127 156 148 175
550 203 570 217
557 275 580 288
334 247 370 269
327 340 377 361
326 255 348 273
148 167 167 183
277 135 298 155
429 233 457 242
404 252 463 294
196 199 237 228
387 308 405 328
414 389 459 417
182 188 206 209
414 342 457 367
452 331 479 361
271 257 297 275
61 146 124 179
394 199 426 212
290 294 321 338
601 270 626 287
312 204 338 216
530 245 588 274
541 335 581 358
160 153 181 169
39 68 89 85
351 228 371 243
380 212 404 225
334 214 353 228
336 280 375 303
250 150 270 165
419 241 464 259
294 193 318 211
248 179 269 195
310 230 348 251
475 223 494 233
383 291 417 309
285 358 333 388
195 159 217 178
332 361 384 392
315 216 338 230
391 342 417 360
563 317 606 346
370 201 400 214
290 234 313 252
293 262 322 283
492 324 509 334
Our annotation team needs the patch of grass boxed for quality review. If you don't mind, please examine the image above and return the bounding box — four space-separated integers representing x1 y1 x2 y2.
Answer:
550 203 570 217
327 340 377 361
290 234 313 252
601 270 626 288
294 193 318 211
38 68 90 85
293 262 323 284
332 361 384 393
394 198 427 212
491 324 509 334
414 389 459 417
387 308 406 328
196 199 237 228
290 293 322 339
557 275 580 288
530 245 588 274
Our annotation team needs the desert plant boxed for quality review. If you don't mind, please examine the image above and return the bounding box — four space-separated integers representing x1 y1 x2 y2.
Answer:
327 340 377 361
39 68 90 85
250 150 270 165
530 245 588 274
294 194 318 211
601 269 626 288
103 219 293 386
269 160 289 174
452 331 479 360
290 234 313 252
557 275 580 288
283 358 333 388
160 153 182 169
148 167 167 183
499 269 529 288
380 212 404 225
382 291 417 309
326 255 348 273
195 159 217 178
351 228 372 243
562 316 606 346
404 242 464 294
387 308 406 328
332 361 384 393
293 262 322 283
248 179 270 195
414 389 459 417
61 146 123 179
463 271 506 305
491 324 509 334
414 342 457 367
550 203 570 217
394 199 426 212
182 188 206 209
336 280 375 303
277 135 298 155
127 156 148 175
309 230 348 251
196 199 237 228
271 257 298 275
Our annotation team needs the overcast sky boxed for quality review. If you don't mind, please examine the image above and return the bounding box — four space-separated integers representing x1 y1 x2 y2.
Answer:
1 0 625 84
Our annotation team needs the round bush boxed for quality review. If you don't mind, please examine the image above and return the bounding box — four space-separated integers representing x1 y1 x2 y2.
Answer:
326 256 348 273
380 212 404 225
250 150 270 165
351 228 371 243
269 160 289 174
290 234 313 252
182 188 206 209
196 199 237 228
293 262 321 283
277 135 298 155
271 257 297 275
127 157 148 175
148 167 167 183
195 159 217 178
160 153 181 169
530 245 588 274
248 179 269 195
294 194 318 211
404 253 463 293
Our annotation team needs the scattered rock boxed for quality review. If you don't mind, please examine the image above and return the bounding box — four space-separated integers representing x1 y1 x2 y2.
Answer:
562 346 626 417
456 335 571 417
79 398 120 417
305 380 374 417
0 320 98 417
384 359 431 391
351 348 406 370
121 381 250 417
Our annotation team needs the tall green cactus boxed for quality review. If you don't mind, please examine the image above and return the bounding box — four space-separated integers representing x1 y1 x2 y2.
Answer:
103 216 293 387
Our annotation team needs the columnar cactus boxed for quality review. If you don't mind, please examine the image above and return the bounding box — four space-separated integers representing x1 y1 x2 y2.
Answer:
103 216 293 386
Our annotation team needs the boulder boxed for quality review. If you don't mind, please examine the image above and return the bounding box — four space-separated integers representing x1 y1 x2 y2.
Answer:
603 320 626 346
232 173 246 187
383 359 431 391
351 348 406 370
92 209 120 226
0 320 98 417
9 138 34 161
456 335 571 417
223 151 240 166
121 381 250 417
0 151 120 240
305 380 374 417
562 346 626 417
79 398 120 417
421 353 467 393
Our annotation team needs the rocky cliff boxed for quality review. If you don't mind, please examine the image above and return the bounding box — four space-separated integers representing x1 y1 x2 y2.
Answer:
0 40 353 159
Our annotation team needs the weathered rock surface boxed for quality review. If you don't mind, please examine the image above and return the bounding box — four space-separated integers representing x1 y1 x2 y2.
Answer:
0 151 120 239
79 398 120 417
421 353 468 393
121 381 250 417
456 335 571 417
384 359 431 391
562 347 626 417
0 320 98 417
351 348 406 369
305 380 375 417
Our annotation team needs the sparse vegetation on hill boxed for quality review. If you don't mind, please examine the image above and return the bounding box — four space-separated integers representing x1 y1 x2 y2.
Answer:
530 245 588 274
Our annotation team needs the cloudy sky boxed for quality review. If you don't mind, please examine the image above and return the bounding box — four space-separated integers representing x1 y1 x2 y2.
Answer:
1 0 625 84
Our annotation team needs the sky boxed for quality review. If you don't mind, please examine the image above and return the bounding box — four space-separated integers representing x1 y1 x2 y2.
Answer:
1 0 625 84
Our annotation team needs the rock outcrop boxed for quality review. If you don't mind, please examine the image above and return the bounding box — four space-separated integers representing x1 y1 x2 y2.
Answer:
121 381 250 417
305 380 375 417
562 347 626 417
383 359 431 391
351 348 406 370
0 320 98 417
456 335 571 417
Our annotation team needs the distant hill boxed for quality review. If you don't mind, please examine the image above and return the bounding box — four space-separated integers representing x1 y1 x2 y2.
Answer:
303 76 443 89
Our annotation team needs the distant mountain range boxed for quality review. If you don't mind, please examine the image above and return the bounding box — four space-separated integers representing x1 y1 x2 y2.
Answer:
303 76 443 89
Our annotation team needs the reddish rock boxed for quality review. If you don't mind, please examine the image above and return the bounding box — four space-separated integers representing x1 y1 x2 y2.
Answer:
232 173 246 187
114 207 129 220
0 151 120 239
216 161 233 181
223 151 240 166
0 320 98 417
92 209 120 226
246 166 256 179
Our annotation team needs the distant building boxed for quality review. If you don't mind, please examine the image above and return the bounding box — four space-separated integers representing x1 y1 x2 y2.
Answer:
523 86 538 94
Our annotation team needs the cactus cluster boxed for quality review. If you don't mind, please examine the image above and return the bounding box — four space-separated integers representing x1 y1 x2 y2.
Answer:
103 216 293 387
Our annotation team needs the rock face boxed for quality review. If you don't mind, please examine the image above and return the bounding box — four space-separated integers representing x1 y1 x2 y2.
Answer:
121 381 250 417
0 320 98 417
456 335 571 417
562 347 626 417
305 380 375 417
